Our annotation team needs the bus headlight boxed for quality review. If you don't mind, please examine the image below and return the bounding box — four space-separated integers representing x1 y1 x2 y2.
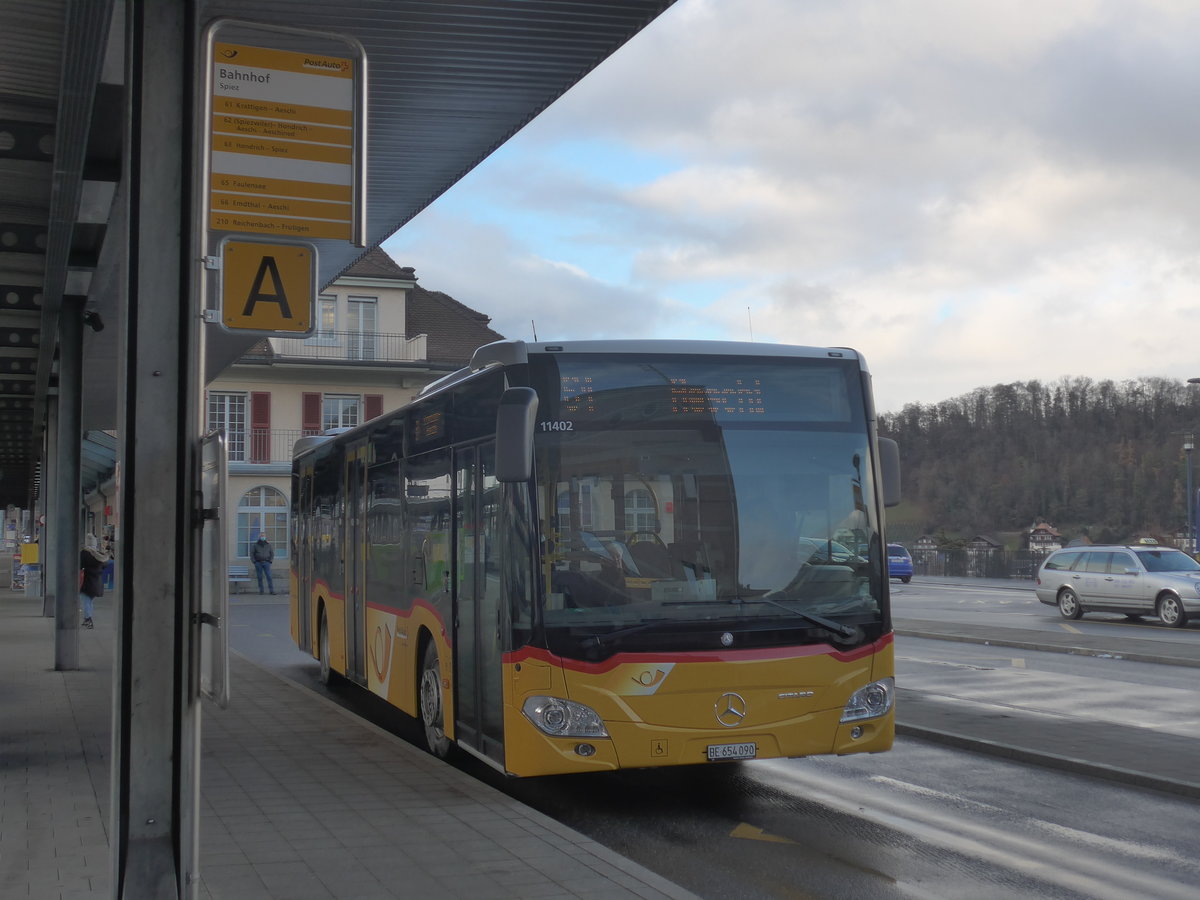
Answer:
522 696 610 738
840 677 894 723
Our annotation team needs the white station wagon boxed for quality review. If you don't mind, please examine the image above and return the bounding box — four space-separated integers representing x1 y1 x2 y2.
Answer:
1034 545 1200 628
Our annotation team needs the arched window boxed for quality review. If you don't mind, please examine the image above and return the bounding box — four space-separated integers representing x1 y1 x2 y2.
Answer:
625 488 657 533
238 486 289 558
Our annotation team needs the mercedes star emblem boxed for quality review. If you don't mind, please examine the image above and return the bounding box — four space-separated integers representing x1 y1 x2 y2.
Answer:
715 692 748 727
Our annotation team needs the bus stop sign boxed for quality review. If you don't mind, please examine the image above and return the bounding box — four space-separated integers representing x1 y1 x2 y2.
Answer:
219 239 315 334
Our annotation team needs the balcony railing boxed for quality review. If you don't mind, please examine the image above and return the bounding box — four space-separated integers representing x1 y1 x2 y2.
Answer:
266 330 427 362
227 428 318 466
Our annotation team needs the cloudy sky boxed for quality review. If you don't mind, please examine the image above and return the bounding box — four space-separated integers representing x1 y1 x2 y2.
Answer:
383 0 1200 415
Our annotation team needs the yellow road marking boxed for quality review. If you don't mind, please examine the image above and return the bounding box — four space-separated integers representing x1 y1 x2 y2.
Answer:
730 823 796 844
1011 658 1026 668
1059 623 1082 634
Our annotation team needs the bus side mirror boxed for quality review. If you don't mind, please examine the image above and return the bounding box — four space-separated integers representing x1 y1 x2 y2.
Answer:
496 387 538 482
878 437 901 508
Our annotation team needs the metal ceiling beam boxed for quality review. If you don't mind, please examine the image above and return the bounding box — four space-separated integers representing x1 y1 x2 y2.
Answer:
31 0 117 504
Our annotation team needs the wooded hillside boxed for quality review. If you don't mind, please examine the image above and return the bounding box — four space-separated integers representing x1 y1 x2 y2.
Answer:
877 377 1200 544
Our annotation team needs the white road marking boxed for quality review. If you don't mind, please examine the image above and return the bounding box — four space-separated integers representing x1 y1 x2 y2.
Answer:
867 773 1189 865
756 760 1199 900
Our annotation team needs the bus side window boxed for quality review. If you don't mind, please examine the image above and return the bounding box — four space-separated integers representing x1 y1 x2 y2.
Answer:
405 449 451 601
505 483 535 633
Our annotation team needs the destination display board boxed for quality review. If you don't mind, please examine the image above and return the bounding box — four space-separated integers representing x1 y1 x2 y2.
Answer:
208 42 358 241
529 354 861 427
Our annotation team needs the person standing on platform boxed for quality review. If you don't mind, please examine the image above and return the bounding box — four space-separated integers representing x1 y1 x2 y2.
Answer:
101 536 115 589
79 534 107 629
251 532 275 595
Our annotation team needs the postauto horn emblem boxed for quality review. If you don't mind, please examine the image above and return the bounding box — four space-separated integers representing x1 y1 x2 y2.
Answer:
715 692 748 727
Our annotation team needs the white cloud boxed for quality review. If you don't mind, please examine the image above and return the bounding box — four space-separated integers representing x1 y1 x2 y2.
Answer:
386 211 688 343
386 0 1200 412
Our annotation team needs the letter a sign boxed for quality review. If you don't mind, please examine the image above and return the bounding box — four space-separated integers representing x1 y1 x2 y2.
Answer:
220 239 316 334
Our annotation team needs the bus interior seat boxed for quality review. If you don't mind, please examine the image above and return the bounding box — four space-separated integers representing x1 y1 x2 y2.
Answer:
629 539 672 579
552 567 629 608
801 564 856 598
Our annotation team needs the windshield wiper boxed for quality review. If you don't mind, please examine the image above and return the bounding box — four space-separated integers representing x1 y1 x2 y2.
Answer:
580 619 665 650
732 596 858 640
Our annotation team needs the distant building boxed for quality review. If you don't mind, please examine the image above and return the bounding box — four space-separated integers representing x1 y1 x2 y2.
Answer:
914 535 939 552
964 534 1002 551
964 534 1002 577
207 248 503 587
1025 520 1062 553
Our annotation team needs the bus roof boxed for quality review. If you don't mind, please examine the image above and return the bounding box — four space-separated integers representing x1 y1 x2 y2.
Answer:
467 339 864 372
296 338 873 462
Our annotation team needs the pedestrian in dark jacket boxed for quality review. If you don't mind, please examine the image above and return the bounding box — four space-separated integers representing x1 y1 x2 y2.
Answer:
251 533 275 594
79 534 107 629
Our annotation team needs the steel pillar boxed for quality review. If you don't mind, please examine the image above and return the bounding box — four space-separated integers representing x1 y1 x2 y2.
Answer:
53 297 85 668
112 0 201 896
43 397 59 617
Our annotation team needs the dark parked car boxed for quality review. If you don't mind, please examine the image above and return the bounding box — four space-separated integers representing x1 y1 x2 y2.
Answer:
887 543 912 583
1035 545 1200 627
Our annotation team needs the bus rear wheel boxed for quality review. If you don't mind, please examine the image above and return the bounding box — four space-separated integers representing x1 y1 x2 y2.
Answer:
419 641 451 758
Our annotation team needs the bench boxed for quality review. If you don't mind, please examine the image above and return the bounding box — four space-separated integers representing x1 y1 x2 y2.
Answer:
228 564 253 593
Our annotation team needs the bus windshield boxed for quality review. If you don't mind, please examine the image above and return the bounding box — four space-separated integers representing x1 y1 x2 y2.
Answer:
529 353 886 659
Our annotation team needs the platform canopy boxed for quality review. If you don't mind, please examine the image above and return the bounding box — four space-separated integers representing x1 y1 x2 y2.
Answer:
0 0 675 508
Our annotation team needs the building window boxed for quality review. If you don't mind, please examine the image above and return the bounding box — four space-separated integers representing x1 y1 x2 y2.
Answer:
323 394 361 430
556 483 594 530
237 486 289 559
347 295 378 359
208 392 247 461
625 488 657 532
309 295 338 344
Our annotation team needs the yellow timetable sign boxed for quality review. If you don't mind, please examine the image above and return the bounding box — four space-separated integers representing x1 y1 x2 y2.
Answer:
209 41 356 240
221 240 315 333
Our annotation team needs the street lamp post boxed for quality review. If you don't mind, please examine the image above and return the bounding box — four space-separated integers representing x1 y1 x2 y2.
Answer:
1187 378 1200 553
1186 435 1196 555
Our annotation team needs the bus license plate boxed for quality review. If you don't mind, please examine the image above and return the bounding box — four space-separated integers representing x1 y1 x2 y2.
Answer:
707 742 756 761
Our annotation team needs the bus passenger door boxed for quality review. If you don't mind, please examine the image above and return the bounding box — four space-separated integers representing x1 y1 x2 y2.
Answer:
345 451 367 682
454 444 505 764
294 465 313 651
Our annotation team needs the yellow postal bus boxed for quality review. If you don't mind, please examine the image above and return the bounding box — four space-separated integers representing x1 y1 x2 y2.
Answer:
291 339 900 776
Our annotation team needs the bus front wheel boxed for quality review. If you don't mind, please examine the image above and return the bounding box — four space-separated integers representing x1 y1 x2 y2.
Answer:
318 610 335 686
419 641 451 758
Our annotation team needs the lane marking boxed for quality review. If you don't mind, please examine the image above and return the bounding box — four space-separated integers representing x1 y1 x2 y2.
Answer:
1012 657 1025 668
757 760 1198 899
867 774 1187 866
1058 623 1082 634
729 822 796 844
